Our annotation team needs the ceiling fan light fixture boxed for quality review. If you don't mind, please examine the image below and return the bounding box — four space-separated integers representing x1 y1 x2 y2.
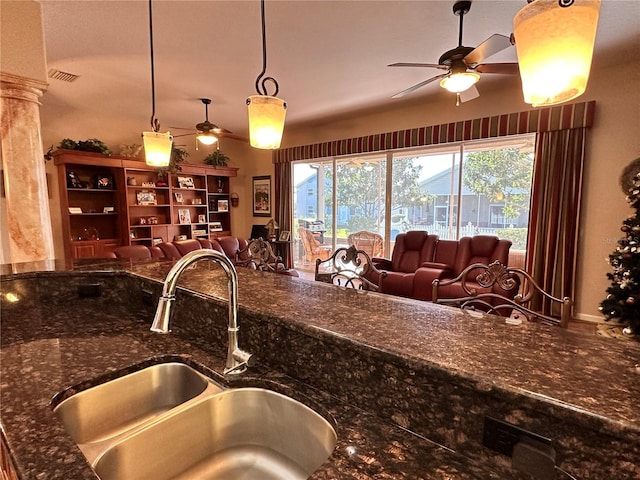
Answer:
247 95 287 150
513 0 601 107
440 72 480 93
196 131 218 145
142 131 173 167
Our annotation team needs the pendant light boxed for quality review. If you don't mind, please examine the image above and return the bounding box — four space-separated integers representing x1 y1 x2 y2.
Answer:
246 0 287 150
142 0 173 167
513 0 601 107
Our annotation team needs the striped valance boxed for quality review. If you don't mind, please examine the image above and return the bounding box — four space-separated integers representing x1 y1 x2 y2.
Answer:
273 100 595 164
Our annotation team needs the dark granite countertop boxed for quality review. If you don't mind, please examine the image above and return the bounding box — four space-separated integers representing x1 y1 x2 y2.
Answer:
1 263 501 479
1 258 639 479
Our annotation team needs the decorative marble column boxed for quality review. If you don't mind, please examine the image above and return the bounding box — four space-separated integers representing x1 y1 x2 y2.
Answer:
1 72 54 263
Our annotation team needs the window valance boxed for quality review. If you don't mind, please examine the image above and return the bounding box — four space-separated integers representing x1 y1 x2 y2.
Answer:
273 100 595 164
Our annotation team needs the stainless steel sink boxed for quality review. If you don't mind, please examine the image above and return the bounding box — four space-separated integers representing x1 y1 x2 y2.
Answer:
54 362 222 462
93 388 337 480
54 362 337 479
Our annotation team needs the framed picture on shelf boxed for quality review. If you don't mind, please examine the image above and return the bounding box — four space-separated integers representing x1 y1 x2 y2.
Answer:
152 237 163 246
174 192 184 204
252 176 271 217
177 176 195 189
210 221 223 232
137 190 157 205
130 230 137 239
198 214 206 224
218 199 229 212
94 173 114 189
68 207 83 214
103 206 115 214
279 230 291 242
178 209 191 224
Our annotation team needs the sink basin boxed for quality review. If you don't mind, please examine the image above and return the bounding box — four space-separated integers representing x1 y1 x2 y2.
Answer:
93 388 337 480
54 362 221 454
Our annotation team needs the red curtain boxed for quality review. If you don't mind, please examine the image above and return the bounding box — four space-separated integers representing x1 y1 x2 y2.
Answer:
274 160 293 266
526 128 586 317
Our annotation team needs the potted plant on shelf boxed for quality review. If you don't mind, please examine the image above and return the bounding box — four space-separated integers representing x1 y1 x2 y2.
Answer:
204 149 229 167
45 138 112 160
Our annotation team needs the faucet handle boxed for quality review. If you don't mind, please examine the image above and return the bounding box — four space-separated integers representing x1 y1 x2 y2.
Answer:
224 348 255 375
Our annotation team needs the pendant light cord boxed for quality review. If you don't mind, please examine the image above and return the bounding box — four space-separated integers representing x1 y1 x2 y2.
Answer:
149 0 160 132
255 0 279 96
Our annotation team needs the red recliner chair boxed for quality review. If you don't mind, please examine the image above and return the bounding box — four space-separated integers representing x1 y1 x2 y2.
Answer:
216 236 250 265
375 231 439 298
413 235 512 301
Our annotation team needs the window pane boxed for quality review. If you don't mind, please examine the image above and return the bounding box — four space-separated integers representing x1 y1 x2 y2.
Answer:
391 151 460 242
293 160 332 268
335 156 386 251
460 138 534 256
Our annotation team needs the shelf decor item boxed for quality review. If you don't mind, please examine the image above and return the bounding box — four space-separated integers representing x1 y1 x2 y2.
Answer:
174 192 184 204
210 221 223 232
94 173 114 189
178 209 191 224
218 199 229 212
177 176 195 189
137 190 157 205
66 171 84 189
279 230 291 242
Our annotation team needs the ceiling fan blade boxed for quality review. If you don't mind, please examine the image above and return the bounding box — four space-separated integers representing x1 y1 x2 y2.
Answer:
459 85 479 103
173 132 196 138
464 34 512 66
388 62 449 70
212 126 233 135
168 126 195 131
392 73 448 99
475 62 519 75
219 132 248 142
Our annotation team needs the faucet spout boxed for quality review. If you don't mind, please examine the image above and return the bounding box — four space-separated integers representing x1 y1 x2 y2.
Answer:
150 249 253 374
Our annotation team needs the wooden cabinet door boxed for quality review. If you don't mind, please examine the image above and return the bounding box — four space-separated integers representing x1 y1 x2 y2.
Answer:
72 242 97 258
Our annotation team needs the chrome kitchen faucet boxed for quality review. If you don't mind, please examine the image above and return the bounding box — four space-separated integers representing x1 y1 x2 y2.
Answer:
151 249 254 374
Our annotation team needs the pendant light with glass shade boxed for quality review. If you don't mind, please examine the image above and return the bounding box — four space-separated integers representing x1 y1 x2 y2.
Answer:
142 0 173 167
513 0 601 107
246 0 287 150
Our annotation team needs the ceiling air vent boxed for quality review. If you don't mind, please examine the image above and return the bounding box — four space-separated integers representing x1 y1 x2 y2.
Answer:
48 69 79 82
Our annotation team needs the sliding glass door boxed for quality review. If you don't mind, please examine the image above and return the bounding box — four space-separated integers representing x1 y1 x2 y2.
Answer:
291 134 534 271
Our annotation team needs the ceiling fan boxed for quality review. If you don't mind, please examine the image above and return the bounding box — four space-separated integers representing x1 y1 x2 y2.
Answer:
172 98 245 145
388 0 518 105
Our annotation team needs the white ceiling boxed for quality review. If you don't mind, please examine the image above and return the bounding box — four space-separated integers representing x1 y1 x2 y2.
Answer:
38 0 640 149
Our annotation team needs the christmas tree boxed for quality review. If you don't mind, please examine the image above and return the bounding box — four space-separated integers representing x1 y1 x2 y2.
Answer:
599 170 640 334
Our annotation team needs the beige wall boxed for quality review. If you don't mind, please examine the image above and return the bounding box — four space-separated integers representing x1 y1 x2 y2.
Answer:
278 53 640 322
